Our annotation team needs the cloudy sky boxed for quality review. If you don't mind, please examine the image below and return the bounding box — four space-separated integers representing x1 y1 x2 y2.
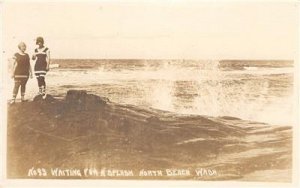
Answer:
2 1 299 59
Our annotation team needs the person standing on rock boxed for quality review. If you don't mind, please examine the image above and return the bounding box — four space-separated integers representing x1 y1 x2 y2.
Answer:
10 42 33 104
32 37 50 98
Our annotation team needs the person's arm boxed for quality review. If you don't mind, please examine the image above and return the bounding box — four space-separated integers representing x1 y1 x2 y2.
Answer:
29 62 33 78
46 50 50 71
11 58 17 78
32 51 36 60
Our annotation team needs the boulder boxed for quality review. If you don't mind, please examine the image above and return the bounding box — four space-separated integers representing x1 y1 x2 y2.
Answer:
33 94 55 102
65 90 109 111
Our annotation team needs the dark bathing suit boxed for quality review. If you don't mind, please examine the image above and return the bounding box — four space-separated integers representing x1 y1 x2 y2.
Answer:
13 53 30 98
34 47 49 78
34 47 49 94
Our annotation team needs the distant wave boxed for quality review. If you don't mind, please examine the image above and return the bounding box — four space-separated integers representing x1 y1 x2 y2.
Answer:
50 64 60 68
244 67 258 71
47 67 294 83
240 67 294 75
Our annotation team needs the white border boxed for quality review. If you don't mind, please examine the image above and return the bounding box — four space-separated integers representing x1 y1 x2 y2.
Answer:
0 0 299 188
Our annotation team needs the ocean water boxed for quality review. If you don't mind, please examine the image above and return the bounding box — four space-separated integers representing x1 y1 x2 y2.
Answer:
7 59 294 126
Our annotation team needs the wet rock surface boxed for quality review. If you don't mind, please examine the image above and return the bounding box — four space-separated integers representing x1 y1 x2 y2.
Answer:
7 90 292 181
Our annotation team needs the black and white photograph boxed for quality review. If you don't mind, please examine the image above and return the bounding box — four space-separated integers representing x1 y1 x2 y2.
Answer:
0 1 299 187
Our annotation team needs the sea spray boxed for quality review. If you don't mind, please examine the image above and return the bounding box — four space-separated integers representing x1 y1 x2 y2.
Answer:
6 59 293 125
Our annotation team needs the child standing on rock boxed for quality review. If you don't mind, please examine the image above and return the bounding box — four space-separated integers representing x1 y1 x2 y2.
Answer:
10 42 33 103
32 37 50 98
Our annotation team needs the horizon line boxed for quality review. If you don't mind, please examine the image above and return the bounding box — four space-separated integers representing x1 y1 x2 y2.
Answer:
50 58 294 61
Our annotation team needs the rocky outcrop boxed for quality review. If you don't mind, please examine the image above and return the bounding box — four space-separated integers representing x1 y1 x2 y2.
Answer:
7 90 292 181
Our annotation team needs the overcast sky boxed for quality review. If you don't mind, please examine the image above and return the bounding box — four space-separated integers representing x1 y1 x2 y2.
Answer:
2 1 299 59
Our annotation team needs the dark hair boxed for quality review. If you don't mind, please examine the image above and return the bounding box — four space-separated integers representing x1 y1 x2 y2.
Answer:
36 37 44 45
